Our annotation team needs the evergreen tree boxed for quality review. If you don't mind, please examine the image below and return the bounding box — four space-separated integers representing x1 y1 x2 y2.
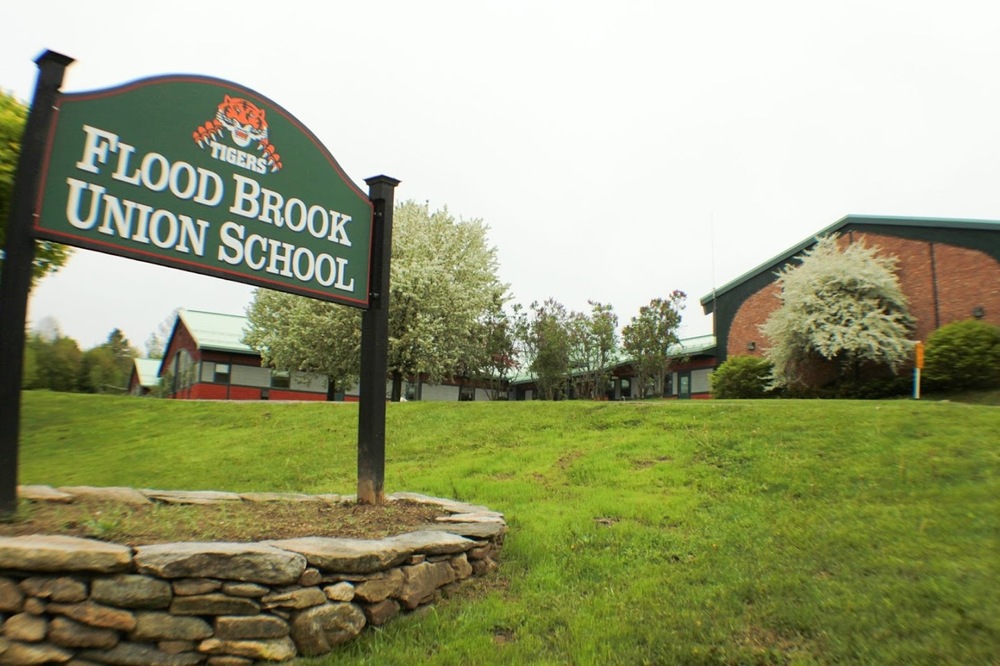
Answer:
79 329 137 393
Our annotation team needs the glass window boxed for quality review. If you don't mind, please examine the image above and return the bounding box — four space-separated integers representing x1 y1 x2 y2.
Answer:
214 363 230 384
175 350 195 389
271 371 291 389
405 381 421 401
232 365 270 388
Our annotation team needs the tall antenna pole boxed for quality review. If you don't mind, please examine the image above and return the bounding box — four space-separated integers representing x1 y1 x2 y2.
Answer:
709 212 717 337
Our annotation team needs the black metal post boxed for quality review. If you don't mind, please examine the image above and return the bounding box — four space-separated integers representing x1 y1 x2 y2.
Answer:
0 50 74 518
357 175 399 504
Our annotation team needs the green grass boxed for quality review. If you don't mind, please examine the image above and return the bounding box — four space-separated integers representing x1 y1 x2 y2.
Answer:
18 392 1000 665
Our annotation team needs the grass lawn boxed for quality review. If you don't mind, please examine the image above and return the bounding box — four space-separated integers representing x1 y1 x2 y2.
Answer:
18 392 1000 665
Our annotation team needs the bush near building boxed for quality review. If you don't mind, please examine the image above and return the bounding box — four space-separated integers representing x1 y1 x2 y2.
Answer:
924 319 1000 392
710 355 774 399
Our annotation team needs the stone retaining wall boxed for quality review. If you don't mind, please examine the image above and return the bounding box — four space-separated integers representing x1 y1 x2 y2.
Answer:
0 487 506 664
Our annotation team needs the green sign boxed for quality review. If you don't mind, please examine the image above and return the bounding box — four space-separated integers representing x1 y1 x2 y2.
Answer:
35 76 373 307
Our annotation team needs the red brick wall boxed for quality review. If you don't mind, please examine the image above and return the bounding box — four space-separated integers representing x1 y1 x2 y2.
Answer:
932 243 1000 334
725 232 1000 363
851 232 1000 341
727 283 781 358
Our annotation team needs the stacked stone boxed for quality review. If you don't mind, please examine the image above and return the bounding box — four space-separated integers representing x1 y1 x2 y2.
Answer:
0 490 506 664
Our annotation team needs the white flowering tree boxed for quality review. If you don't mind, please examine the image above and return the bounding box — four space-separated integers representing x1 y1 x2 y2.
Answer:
761 234 913 389
245 200 507 400
244 290 362 394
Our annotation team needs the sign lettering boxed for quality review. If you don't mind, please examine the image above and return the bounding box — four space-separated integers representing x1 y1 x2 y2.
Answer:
35 77 373 307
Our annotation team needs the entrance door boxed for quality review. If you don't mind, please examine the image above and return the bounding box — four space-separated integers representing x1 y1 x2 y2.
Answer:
678 372 691 399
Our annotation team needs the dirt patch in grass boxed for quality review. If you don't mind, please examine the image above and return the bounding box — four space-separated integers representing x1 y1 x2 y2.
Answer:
0 497 450 547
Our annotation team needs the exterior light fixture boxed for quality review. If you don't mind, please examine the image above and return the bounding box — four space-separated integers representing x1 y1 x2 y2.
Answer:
972 306 985 319
747 341 756 351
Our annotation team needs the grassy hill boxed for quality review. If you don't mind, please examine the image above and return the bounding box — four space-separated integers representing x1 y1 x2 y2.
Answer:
18 393 1000 664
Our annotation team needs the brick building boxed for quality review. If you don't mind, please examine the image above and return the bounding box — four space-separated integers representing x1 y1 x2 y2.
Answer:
700 215 1000 372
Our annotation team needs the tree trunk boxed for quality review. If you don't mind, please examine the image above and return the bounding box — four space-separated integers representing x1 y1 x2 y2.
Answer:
391 371 403 402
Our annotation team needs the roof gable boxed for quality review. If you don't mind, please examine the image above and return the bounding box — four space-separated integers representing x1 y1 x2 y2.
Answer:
133 358 162 387
178 309 254 354
700 214 1000 310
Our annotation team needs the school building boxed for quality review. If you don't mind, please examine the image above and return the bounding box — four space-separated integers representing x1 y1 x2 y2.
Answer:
701 215 1000 374
132 214 998 401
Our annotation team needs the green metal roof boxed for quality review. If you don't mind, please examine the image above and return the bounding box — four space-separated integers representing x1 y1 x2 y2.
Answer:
700 214 1000 311
667 334 716 356
179 309 255 354
133 358 163 387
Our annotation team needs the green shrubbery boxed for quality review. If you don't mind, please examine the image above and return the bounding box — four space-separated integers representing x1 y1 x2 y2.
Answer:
711 354 915 399
801 373 912 400
924 319 1000 391
710 355 774 398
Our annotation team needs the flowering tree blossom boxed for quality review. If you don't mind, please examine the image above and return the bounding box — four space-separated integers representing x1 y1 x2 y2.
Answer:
245 200 506 399
761 234 913 389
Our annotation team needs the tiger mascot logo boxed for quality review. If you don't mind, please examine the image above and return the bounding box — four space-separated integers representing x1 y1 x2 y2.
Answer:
193 95 282 173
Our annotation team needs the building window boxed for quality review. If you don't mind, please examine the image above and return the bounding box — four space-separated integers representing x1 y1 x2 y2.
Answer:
174 350 195 390
405 381 421 401
271 371 291 389
214 363 230 384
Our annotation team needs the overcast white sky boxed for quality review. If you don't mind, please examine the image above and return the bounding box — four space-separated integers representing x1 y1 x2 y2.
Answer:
5 0 1000 351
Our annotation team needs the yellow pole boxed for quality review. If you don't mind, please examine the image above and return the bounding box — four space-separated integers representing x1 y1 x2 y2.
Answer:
913 341 924 400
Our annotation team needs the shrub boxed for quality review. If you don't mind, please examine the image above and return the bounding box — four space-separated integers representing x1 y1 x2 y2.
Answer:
808 374 912 399
924 319 1000 391
710 355 774 398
